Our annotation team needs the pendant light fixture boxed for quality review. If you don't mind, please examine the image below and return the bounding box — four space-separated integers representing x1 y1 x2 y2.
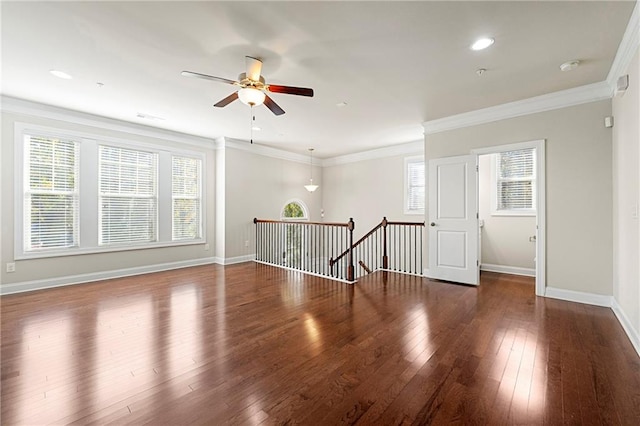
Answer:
304 148 319 192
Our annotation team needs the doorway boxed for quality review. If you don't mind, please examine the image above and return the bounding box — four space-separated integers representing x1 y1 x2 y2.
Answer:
472 140 546 296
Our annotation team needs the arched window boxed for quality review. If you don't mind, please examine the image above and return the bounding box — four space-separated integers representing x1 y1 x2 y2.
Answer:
281 200 308 220
280 200 308 267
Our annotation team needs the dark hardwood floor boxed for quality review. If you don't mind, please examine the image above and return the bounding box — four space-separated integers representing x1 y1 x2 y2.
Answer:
1 263 639 425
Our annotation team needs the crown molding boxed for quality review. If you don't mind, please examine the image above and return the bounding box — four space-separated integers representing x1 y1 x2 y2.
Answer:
422 81 612 135
217 137 424 167
0 96 215 149
322 140 424 167
607 0 640 90
216 137 318 165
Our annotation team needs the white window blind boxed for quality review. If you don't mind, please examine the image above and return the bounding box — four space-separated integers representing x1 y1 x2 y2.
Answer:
406 159 425 213
172 156 202 240
99 145 158 245
24 135 80 251
496 148 535 212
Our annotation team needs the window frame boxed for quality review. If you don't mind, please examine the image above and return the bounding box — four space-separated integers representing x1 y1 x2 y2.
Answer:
490 148 536 217
280 199 309 221
98 144 159 246
14 122 207 260
404 156 425 215
22 132 81 253
171 155 203 241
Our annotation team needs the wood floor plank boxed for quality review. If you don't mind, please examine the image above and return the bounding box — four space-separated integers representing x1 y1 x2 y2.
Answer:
2 265 639 425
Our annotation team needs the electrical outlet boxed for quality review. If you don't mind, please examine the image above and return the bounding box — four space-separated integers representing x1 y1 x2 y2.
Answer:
245 240 249 247
204 243 210 251
6 263 16 273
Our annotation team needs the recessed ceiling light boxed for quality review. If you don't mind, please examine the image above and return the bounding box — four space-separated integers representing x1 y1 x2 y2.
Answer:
136 112 165 121
49 69 72 79
336 101 348 107
471 38 494 51
252 126 261 131
559 60 580 72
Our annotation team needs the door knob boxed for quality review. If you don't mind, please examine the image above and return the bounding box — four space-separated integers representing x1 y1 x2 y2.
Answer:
430 222 436 226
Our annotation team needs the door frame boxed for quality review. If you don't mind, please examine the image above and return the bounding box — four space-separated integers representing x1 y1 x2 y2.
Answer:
471 139 546 296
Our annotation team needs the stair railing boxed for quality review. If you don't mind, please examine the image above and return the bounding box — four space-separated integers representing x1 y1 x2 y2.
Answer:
330 217 425 280
253 218 356 281
254 217 424 282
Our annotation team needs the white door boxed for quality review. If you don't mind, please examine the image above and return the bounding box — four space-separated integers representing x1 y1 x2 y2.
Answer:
428 155 479 285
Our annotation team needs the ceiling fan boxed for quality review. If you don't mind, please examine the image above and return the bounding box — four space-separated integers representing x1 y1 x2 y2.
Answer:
181 56 314 116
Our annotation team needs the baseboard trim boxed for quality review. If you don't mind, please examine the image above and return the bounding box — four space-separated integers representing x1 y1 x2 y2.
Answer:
253 260 354 284
220 254 256 265
544 286 613 308
480 263 535 277
611 298 640 358
0 257 218 295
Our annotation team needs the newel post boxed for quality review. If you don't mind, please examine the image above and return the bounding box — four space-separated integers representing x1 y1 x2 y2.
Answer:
382 217 389 269
347 218 355 281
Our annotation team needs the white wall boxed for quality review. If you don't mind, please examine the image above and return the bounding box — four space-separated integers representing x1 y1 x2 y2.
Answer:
478 154 536 271
612 47 640 350
322 152 424 240
0 105 216 290
222 145 323 259
426 100 613 296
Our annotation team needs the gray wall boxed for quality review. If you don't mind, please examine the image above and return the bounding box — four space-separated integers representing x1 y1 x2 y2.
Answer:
426 100 613 295
322 153 424 240
222 146 323 259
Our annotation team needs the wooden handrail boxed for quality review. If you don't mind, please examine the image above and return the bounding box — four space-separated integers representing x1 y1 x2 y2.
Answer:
330 218 425 266
254 218 350 227
331 220 383 265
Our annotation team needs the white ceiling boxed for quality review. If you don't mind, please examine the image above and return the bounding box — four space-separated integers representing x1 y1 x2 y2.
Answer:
1 1 635 158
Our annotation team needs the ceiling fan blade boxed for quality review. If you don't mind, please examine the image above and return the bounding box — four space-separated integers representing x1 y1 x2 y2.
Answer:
245 56 263 81
264 95 285 116
214 92 239 107
181 71 237 85
267 84 314 97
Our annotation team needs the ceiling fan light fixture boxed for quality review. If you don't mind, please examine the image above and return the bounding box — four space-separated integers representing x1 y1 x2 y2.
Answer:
238 87 265 106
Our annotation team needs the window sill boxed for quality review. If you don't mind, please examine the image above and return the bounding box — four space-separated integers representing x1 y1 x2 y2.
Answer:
491 210 536 217
15 239 206 260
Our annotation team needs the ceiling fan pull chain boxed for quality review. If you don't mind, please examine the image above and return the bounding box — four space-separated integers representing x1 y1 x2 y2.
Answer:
250 106 254 144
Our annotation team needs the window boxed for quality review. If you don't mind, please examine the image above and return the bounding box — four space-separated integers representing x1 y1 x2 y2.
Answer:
493 148 536 215
282 201 307 219
15 123 206 259
24 134 80 251
99 145 158 245
172 156 202 240
405 157 425 214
